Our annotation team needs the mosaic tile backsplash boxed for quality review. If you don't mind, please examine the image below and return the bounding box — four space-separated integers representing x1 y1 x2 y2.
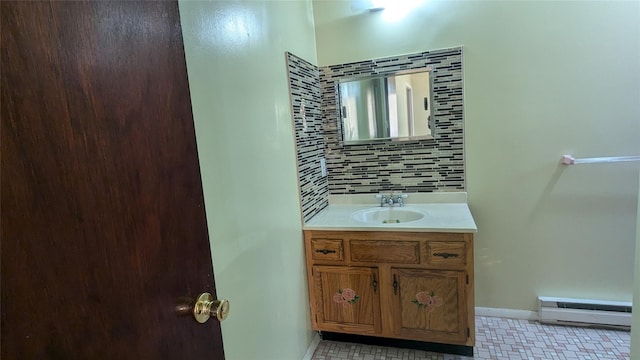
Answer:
286 47 465 222
321 47 465 194
286 52 328 222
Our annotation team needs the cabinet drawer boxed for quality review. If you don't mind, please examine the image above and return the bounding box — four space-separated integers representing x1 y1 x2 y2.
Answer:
350 240 420 264
310 239 344 262
425 241 466 266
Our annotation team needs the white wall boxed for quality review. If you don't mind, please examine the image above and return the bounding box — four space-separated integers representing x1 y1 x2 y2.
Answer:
313 0 640 311
410 72 431 137
632 175 640 357
394 75 411 136
179 1 317 359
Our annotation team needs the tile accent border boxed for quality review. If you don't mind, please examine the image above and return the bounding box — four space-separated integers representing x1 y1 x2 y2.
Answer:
286 52 328 222
320 47 465 194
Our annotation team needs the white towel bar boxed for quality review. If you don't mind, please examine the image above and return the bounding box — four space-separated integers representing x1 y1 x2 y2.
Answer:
561 155 640 165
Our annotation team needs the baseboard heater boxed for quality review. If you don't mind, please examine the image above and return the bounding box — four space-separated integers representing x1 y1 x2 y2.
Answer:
538 296 632 330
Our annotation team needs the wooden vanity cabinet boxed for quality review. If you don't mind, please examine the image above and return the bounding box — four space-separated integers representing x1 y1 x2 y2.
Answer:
304 230 474 348
391 268 468 344
312 266 382 334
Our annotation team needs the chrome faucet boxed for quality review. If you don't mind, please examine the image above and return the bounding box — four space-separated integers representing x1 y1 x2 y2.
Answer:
378 192 406 207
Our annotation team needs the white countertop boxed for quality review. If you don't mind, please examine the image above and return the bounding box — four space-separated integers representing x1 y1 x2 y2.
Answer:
303 192 477 233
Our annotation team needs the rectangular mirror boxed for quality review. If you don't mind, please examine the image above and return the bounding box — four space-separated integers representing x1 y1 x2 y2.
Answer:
339 68 434 144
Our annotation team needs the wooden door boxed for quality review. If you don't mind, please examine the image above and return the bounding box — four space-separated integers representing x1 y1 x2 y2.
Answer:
1 2 225 359
390 268 467 344
312 266 381 335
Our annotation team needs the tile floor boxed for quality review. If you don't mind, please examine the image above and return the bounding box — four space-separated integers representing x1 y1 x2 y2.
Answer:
311 316 631 360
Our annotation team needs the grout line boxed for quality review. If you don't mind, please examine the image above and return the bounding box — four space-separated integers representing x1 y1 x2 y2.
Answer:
309 315 631 360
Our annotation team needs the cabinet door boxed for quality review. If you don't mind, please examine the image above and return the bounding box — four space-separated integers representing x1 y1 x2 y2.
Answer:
312 266 381 334
390 268 467 344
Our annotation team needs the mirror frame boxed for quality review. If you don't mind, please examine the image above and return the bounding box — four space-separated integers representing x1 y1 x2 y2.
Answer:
337 67 435 144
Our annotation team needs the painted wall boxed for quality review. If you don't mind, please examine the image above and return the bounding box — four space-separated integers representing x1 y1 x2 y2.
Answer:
313 1 640 311
633 176 640 360
178 1 317 359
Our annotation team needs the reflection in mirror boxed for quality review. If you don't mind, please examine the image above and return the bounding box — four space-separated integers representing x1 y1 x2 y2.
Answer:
339 69 433 143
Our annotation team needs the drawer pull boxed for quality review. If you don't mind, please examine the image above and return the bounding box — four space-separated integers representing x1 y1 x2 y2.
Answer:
315 249 337 255
433 252 459 259
392 275 398 295
372 274 378 293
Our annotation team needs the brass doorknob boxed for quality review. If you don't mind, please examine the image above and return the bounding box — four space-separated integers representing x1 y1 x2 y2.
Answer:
176 292 229 323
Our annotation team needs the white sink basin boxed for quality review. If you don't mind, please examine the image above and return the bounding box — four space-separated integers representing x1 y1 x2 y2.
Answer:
351 207 425 224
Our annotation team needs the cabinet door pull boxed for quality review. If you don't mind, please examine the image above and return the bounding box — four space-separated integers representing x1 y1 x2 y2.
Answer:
372 274 378 293
392 275 398 295
315 249 337 255
433 252 459 259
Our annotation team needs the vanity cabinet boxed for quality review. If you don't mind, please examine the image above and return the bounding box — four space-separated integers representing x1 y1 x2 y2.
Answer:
390 268 468 344
312 266 381 334
304 230 474 348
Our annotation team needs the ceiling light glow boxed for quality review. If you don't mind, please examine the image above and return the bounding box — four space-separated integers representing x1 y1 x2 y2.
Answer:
381 0 425 22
